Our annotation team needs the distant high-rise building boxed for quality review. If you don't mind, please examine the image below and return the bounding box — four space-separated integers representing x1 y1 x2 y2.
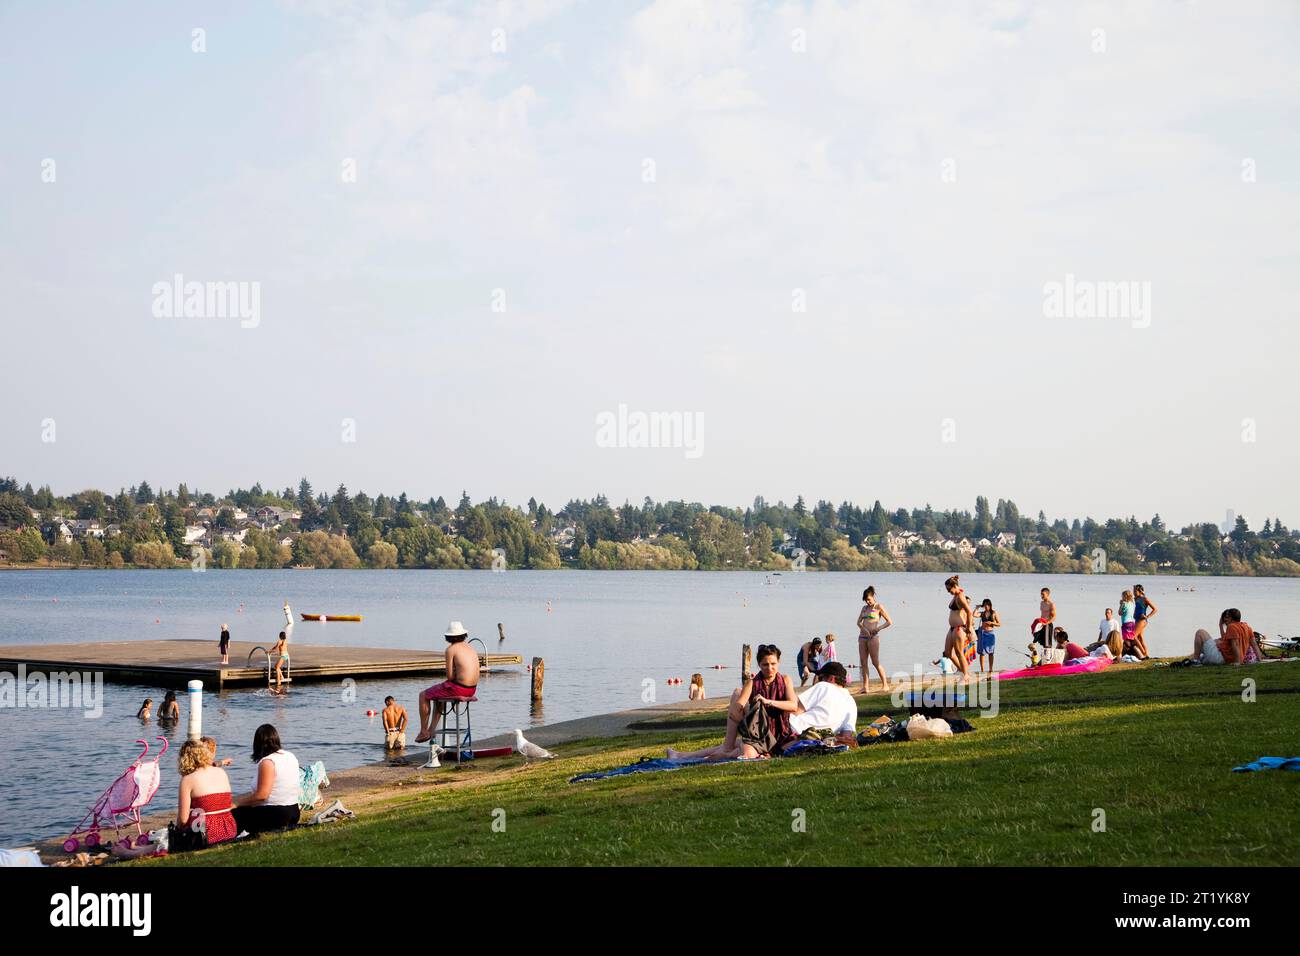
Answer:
1222 509 1236 535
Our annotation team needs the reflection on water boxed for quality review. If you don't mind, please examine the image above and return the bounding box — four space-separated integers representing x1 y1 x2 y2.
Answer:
1 568 1297 846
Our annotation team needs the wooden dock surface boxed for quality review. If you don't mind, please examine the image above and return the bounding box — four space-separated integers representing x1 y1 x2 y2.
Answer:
0 640 522 689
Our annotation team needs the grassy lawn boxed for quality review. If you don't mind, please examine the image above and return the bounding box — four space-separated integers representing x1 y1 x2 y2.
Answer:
145 663 1300 867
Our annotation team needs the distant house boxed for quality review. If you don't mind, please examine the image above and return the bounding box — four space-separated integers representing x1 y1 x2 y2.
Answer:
278 536 294 549
883 531 908 557
220 528 249 544
775 533 800 556
957 538 976 556
549 526 577 549
995 532 1017 548
254 506 295 526
977 537 992 548
940 538 958 551
183 525 208 545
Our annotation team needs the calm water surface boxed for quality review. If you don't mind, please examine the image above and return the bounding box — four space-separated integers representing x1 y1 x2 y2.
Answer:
1 569 1296 846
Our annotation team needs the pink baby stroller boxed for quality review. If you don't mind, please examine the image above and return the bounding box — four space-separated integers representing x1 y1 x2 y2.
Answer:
63 736 168 853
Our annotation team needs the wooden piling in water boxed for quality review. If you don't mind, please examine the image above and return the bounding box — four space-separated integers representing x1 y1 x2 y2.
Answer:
531 657 545 701
498 623 506 642
741 644 751 684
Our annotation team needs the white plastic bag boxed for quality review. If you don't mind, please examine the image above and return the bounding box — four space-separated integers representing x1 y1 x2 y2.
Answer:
905 715 953 739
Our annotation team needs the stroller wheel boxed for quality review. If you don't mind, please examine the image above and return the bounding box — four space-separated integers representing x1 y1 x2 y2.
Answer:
63 838 80 853
85 831 101 847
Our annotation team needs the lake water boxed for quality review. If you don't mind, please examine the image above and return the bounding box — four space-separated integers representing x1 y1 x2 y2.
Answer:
1 569 1296 847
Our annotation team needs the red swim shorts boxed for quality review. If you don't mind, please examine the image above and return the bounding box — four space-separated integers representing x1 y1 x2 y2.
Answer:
422 680 477 702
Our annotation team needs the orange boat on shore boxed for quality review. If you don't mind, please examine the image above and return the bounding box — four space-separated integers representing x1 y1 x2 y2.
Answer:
301 613 363 622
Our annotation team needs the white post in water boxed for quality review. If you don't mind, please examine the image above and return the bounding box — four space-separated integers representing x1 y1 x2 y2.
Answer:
187 679 203 741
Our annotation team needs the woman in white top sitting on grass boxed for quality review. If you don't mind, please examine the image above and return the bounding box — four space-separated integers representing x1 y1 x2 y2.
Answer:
232 724 301 836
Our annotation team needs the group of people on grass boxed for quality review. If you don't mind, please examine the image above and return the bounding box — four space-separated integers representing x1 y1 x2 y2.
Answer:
665 643 857 762
846 577 1266 687
174 724 302 845
664 583 1271 764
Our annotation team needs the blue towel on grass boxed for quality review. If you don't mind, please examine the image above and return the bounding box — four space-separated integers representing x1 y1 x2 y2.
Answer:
1231 756 1300 773
569 756 744 782
570 742 847 782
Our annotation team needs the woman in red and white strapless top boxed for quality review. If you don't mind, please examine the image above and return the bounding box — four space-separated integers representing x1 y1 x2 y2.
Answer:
177 739 237 845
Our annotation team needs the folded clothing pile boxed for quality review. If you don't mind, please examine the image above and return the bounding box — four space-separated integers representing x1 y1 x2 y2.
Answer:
306 799 356 825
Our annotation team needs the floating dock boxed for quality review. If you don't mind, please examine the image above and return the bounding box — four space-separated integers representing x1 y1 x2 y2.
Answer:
0 640 523 689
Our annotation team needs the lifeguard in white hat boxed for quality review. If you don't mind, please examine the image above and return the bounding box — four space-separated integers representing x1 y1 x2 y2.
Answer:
414 621 480 744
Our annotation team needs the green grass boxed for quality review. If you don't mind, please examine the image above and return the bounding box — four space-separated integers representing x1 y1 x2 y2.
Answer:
145 663 1300 866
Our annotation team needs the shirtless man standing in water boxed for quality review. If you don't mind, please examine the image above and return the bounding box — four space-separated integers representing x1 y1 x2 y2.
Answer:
415 621 480 744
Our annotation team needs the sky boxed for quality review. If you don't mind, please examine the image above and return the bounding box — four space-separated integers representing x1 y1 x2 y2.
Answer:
2 0 1298 530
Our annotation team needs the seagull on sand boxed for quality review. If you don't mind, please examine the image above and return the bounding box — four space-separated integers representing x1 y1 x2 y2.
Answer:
514 729 556 760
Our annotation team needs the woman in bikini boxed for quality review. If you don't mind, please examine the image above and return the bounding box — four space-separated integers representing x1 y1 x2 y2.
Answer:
1132 584 1156 660
943 575 973 681
856 586 893 693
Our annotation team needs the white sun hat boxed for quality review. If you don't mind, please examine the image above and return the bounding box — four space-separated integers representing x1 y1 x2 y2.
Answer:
444 620 469 638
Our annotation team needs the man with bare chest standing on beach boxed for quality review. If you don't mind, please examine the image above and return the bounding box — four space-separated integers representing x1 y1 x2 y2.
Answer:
414 621 480 744
1039 587 1057 646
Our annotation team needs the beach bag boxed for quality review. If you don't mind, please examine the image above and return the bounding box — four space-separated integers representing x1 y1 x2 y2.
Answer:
166 820 208 853
904 715 952 740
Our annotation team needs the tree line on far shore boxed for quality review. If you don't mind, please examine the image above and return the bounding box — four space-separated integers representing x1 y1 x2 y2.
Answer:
1 477 1297 577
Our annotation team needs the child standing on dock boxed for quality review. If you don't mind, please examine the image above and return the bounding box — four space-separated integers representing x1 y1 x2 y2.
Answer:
219 623 230 664
272 631 289 690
